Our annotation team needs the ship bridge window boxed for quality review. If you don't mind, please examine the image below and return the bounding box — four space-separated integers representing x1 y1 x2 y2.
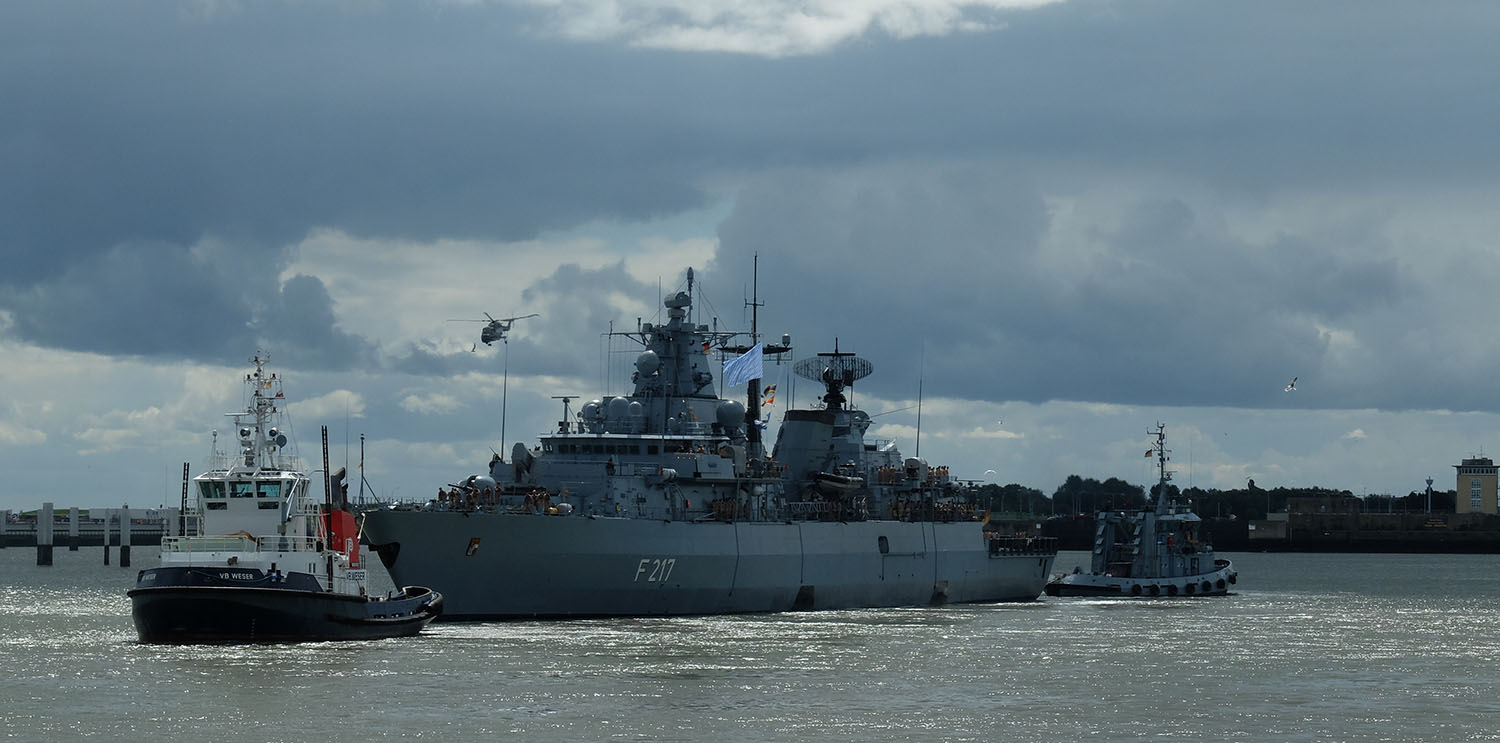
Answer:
647 445 659 455
205 502 228 510
198 481 226 500
257 482 282 499
230 482 256 498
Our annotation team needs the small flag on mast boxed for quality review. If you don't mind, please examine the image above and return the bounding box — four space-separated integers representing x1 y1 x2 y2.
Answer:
1145 449 1154 458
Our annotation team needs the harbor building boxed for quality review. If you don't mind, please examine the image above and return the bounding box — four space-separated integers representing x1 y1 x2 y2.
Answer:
1454 457 1498 515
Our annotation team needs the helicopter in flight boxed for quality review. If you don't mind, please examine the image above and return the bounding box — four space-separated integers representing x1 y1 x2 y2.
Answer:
480 313 539 345
450 313 540 347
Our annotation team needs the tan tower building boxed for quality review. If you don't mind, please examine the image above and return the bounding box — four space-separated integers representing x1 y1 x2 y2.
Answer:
1454 457 1498 514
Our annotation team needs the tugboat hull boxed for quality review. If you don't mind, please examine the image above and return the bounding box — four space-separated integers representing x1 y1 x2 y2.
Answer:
129 569 442 643
1045 559 1237 598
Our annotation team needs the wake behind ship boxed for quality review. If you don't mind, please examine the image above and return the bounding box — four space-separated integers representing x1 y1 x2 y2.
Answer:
362 267 1056 619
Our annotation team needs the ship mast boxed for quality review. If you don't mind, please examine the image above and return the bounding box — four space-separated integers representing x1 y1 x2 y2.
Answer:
1152 423 1172 515
737 254 792 460
746 255 764 457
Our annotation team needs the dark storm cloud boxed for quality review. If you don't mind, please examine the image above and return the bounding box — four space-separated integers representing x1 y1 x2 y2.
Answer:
707 164 1430 411
0 241 371 369
7 0 1495 282
0 0 726 286
4 0 1498 382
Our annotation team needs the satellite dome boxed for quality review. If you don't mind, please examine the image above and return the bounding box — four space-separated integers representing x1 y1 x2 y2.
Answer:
635 350 661 376
716 400 746 430
607 396 629 419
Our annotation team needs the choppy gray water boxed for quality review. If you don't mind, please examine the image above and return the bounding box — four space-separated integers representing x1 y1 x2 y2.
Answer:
1 547 1497 742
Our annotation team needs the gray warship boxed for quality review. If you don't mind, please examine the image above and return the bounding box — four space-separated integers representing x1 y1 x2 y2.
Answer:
362 268 1057 618
1045 423 1237 598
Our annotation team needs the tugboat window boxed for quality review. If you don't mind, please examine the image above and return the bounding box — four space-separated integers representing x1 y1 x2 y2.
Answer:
198 481 225 500
231 482 255 498
257 482 281 499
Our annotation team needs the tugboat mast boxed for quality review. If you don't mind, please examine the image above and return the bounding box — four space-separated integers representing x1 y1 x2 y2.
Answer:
1152 423 1173 515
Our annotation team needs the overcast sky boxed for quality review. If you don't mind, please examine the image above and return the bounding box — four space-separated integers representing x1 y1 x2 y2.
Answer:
4 0 1499 512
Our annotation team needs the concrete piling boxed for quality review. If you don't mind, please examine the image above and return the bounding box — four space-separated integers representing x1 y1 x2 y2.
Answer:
119 508 131 568
36 502 53 566
68 507 80 551
0 509 8 549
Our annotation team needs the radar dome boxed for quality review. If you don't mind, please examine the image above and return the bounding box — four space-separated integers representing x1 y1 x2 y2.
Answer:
607 396 629 419
635 350 661 376
716 400 747 430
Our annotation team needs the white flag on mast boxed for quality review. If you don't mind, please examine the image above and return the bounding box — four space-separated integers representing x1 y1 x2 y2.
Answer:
723 343 764 387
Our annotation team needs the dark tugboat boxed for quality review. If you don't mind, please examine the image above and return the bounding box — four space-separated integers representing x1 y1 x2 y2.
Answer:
129 354 441 643
1046 423 1237 598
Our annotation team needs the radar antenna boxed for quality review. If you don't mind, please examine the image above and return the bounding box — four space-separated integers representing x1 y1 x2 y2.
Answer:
793 339 873 410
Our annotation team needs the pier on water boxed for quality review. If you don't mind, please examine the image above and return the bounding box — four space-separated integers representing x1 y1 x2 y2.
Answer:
1 504 183 567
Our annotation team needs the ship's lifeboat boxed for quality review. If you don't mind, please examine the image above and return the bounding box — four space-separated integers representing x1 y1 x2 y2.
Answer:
812 472 865 495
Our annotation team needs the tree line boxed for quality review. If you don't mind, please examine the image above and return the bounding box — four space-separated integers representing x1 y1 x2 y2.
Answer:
972 476 1457 520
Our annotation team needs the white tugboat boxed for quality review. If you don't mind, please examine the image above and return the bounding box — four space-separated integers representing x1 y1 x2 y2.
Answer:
129 354 441 643
1045 423 1237 598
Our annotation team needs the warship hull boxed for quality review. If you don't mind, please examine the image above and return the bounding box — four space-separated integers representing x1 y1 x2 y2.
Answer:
364 511 1057 619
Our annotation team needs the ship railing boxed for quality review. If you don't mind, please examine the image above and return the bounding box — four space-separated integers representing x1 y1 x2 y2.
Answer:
257 535 320 552
161 535 258 553
788 501 831 516
986 535 1058 557
786 501 869 521
677 421 714 435
161 534 320 553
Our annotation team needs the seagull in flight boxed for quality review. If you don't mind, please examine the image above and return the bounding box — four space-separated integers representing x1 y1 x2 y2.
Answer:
1284 376 1298 392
